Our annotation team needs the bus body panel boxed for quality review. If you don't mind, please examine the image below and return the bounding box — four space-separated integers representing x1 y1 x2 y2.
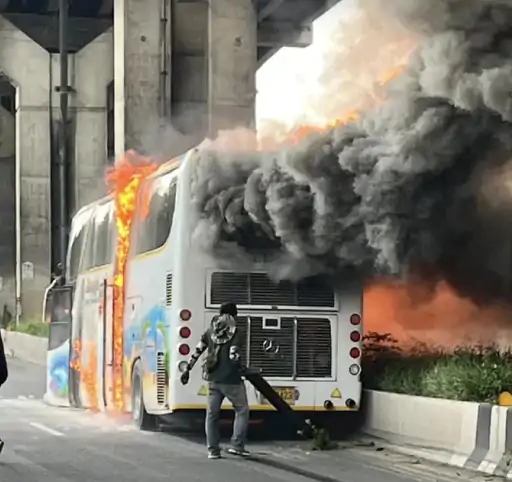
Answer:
122 163 182 414
45 203 95 407
45 196 116 411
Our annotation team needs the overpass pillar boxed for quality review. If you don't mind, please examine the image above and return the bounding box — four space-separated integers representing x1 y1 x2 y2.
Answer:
113 0 162 157
171 0 257 149
207 0 257 135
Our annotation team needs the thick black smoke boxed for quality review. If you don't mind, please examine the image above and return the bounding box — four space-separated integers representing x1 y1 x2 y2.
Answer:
190 0 512 304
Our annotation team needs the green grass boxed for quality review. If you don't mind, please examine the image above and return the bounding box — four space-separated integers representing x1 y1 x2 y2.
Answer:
363 332 512 404
9 318 49 338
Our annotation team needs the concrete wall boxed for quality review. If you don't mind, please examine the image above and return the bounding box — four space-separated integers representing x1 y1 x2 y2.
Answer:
114 0 258 157
0 15 51 318
113 0 162 157
73 29 113 207
0 16 112 318
171 0 256 144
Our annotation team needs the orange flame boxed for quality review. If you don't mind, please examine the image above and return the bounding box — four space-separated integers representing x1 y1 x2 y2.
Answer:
364 280 512 350
70 339 99 411
106 150 158 411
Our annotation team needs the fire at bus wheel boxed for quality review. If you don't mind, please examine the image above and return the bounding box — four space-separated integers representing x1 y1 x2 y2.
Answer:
131 362 158 431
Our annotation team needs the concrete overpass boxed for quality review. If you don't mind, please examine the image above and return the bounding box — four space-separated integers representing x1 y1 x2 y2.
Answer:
0 0 338 317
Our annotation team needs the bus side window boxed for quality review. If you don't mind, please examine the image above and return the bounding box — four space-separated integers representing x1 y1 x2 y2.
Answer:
82 219 98 271
93 207 112 267
105 204 116 264
135 174 177 255
68 223 87 281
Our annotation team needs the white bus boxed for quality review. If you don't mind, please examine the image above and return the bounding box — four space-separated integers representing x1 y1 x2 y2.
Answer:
44 148 364 429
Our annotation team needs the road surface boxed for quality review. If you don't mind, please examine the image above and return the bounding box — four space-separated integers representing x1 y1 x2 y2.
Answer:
0 358 496 482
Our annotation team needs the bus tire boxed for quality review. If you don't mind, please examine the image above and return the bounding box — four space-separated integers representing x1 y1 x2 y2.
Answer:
131 362 157 431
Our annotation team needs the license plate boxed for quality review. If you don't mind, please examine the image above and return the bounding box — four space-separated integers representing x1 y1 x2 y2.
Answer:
261 387 296 406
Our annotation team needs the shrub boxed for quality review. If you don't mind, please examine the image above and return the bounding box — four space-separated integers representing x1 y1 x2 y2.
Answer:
362 332 512 404
9 319 49 338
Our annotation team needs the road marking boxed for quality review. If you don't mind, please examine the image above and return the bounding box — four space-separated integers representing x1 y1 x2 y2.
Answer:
29 422 64 437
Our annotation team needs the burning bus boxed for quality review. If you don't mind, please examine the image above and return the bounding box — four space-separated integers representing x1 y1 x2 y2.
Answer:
43 147 363 429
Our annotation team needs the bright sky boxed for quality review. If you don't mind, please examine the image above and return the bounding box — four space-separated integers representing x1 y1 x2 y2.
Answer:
256 0 357 130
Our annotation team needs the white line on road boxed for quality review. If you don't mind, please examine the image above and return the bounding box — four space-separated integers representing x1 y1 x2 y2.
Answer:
29 422 65 437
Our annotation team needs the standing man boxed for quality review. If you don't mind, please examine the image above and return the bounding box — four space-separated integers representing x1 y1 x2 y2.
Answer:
180 302 250 459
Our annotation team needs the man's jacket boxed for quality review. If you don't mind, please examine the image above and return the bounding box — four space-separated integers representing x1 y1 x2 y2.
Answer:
0 330 8 387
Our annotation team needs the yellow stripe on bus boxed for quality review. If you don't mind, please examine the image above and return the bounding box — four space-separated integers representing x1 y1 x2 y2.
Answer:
170 404 358 412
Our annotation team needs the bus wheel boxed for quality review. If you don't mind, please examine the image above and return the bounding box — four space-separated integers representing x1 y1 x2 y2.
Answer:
131 362 157 431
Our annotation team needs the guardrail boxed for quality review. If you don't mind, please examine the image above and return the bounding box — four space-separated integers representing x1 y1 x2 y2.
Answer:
363 390 512 479
1 329 47 366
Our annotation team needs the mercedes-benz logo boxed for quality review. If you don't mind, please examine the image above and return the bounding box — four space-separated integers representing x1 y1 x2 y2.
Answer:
262 339 280 354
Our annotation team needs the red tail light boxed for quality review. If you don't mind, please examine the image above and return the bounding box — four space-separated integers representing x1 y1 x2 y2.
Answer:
178 344 190 356
350 347 361 359
350 314 361 325
179 326 191 339
350 330 361 342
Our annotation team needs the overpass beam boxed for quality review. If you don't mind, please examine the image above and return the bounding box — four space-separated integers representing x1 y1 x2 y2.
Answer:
208 0 257 135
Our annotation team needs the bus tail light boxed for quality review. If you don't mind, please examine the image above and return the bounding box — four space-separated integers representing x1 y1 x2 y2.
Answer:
178 361 188 373
178 344 190 356
180 309 192 321
349 347 361 359
350 313 361 325
349 364 360 376
350 330 361 342
179 326 191 339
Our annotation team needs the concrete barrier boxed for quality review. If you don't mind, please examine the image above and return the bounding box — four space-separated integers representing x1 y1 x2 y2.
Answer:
363 390 512 478
1 329 47 366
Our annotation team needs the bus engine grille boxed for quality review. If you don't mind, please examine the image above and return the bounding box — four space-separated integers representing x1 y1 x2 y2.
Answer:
210 272 335 308
236 317 332 379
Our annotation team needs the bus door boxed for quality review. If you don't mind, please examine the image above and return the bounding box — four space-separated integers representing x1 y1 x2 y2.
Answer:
45 285 74 407
101 278 115 409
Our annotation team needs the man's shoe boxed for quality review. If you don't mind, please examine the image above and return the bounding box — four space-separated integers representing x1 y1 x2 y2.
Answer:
227 447 250 457
208 451 222 459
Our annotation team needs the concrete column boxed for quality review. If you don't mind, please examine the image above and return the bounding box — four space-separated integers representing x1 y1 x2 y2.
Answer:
74 30 114 207
0 105 15 314
0 16 51 317
208 0 257 135
113 0 162 158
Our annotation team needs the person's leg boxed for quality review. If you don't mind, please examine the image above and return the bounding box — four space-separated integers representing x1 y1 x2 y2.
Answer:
205 382 224 458
224 382 250 455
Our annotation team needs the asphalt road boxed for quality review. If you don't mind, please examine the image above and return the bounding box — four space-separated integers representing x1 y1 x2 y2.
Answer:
0 358 497 482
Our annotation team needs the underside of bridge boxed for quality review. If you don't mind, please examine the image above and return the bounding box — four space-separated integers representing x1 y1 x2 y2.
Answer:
0 0 335 62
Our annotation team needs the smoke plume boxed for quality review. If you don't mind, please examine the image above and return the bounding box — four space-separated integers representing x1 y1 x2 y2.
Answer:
190 0 512 304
